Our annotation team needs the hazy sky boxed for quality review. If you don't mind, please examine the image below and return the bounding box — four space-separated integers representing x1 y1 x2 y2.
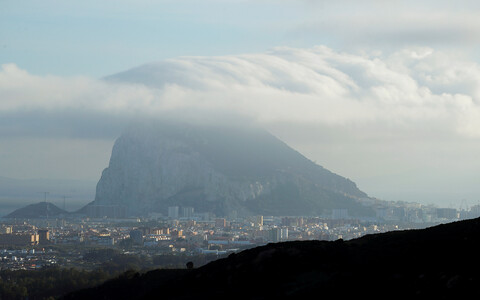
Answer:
2 0 480 207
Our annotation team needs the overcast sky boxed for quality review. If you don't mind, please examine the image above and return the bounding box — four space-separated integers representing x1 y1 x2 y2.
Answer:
1 0 480 208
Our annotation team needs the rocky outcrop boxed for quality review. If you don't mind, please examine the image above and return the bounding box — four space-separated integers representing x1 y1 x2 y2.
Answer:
87 121 373 217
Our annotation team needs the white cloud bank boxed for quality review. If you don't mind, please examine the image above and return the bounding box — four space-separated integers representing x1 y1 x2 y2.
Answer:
2 46 480 206
2 46 480 139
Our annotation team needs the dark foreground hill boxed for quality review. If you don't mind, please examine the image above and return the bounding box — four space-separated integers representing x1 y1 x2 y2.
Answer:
63 217 480 299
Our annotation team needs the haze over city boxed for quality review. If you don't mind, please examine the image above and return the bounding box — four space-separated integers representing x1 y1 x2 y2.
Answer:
2 0 480 208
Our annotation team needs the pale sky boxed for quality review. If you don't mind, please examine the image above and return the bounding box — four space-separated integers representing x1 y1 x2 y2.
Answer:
1 0 480 208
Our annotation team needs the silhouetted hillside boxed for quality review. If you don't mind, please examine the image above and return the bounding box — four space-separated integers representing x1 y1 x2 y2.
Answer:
63 217 480 299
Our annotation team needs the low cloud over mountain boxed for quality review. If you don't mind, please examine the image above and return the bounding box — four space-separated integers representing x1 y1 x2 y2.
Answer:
2 46 480 204
2 46 480 139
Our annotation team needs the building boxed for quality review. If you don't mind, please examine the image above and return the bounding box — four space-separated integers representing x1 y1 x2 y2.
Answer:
393 207 407 220
332 209 349 220
37 229 50 244
437 208 458 220
0 233 39 246
269 228 281 242
90 235 115 246
152 228 169 235
138 227 152 235
0 226 12 234
129 229 144 245
215 218 226 228
255 215 263 227
168 206 179 219
269 227 289 243
469 205 480 219
170 229 183 238
282 217 304 227
181 207 195 218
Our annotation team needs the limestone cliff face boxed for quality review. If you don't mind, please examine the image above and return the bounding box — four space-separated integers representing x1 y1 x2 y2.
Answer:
95 130 267 216
90 122 372 217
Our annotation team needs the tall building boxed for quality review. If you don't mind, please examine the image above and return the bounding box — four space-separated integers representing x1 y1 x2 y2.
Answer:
256 215 263 227
168 206 179 219
181 207 194 218
215 218 226 228
38 229 50 244
269 227 288 242
269 228 281 242
470 205 480 218
332 209 349 220
297 217 304 227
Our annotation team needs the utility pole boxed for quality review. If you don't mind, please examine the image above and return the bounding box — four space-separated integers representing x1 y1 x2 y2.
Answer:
61 195 71 229
43 192 50 227
62 195 71 211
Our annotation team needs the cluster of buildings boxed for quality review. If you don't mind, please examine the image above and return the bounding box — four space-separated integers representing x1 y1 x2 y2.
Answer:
0 225 50 247
369 200 480 223
1 198 479 271
0 248 57 271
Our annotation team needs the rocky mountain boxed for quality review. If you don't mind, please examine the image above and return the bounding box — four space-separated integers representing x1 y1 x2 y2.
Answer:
4 202 67 219
84 121 373 218
63 217 480 299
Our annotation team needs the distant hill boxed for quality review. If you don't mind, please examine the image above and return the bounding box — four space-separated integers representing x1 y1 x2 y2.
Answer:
63 217 480 299
0 176 96 216
83 121 373 218
4 202 68 219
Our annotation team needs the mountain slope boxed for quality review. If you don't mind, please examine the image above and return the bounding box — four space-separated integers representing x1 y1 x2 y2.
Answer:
63 217 480 299
85 121 372 217
4 202 67 219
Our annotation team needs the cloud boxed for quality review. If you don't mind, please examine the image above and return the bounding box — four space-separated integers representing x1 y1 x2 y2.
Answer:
2 45 480 204
281 1 480 55
109 46 480 139
1 45 480 141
